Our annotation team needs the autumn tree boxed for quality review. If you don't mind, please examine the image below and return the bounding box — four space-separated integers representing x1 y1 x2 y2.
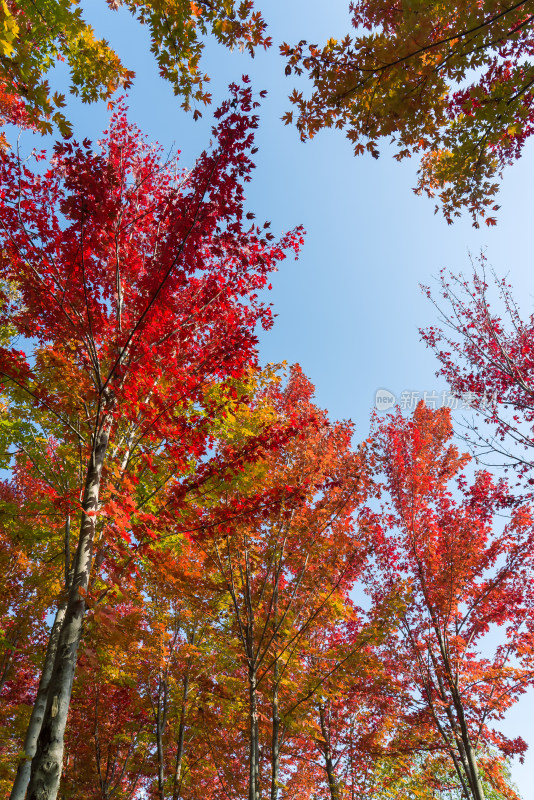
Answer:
174 366 382 800
281 630 382 800
365 402 534 800
422 263 534 491
0 481 54 797
60 600 151 800
0 84 302 800
62 517 239 800
357 752 519 800
132 534 229 800
0 0 269 139
282 0 534 225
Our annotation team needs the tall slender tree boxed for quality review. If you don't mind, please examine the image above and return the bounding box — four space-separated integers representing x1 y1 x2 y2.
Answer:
0 84 302 800
422 263 534 489
366 402 534 800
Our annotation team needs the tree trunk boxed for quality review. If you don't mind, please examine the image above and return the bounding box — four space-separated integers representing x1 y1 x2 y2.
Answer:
172 673 190 800
26 423 110 800
156 677 168 800
10 599 68 800
437 633 486 800
0 633 19 694
270 666 280 800
452 694 486 800
270 579 280 800
249 670 260 800
463 739 486 800
430 607 486 800
319 704 341 800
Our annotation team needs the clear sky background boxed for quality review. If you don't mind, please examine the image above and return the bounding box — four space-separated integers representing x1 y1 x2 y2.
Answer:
30 0 534 793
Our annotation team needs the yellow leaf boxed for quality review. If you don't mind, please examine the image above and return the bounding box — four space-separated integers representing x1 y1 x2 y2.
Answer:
0 1 19 58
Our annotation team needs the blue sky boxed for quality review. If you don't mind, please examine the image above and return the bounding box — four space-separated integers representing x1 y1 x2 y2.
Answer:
31 0 534 792
54 1 534 430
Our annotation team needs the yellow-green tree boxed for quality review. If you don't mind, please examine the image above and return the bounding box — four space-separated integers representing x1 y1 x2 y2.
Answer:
282 0 534 226
0 0 269 138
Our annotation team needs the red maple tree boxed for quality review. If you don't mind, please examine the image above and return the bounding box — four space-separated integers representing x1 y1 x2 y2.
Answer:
0 82 303 800
365 403 534 800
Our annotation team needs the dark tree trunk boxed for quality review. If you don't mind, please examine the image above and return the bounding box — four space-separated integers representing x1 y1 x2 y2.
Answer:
319 703 341 800
270 670 280 800
270 580 280 800
172 672 190 800
156 676 168 800
249 669 260 800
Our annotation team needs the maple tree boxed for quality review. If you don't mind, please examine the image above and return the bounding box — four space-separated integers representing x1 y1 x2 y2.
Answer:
114 0 270 113
282 0 534 225
60 601 152 800
61 525 227 800
0 84 302 800
1 365 304 800
164 366 409 800
353 752 519 800
51 365 391 800
0 0 269 139
422 263 534 492
364 402 534 800
0 0 133 137
282 629 388 800
3 1 534 797
188 366 370 800
0 480 53 798
5 350 533 799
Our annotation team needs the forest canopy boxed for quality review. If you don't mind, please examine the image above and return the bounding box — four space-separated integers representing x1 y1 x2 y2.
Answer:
0 3 533 800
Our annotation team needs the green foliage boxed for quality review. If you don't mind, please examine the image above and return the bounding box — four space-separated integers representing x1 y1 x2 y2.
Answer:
117 0 270 112
0 0 269 137
363 752 520 800
0 0 133 135
282 0 534 225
